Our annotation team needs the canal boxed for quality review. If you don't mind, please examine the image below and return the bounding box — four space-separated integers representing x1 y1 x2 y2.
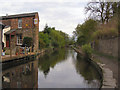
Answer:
2 48 102 88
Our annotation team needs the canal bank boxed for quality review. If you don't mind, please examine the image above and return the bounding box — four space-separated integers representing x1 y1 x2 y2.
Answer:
72 46 117 89
91 54 117 88
1 49 47 63
72 47 103 88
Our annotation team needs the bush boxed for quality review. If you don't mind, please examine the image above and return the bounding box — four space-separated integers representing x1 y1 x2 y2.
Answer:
39 39 46 49
52 41 59 48
81 44 92 58
23 37 33 47
92 28 118 40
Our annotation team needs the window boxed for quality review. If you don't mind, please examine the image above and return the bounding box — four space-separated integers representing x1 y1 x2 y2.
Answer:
18 19 22 28
17 35 22 45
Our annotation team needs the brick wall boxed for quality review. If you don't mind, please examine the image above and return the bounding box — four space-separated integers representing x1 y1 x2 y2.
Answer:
11 18 18 29
2 17 35 29
22 17 35 29
1 13 39 52
1 19 11 26
34 13 39 52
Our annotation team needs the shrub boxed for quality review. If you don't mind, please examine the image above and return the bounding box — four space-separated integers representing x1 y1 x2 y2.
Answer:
3 47 6 52
52 41 59 48
81 44 93 58
23 37 33 47
92 28 118 40
39 39 46 49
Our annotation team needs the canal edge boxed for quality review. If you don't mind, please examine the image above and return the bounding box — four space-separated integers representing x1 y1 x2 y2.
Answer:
71 46 103 88
91 56 117 89
71 46 116 89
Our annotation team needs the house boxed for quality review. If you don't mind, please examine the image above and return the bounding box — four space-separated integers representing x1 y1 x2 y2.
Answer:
0 22 6 58
0 22 6 48
0 12 39 54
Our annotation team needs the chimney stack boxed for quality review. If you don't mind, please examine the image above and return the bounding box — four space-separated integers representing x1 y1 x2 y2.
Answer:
6 14 8 16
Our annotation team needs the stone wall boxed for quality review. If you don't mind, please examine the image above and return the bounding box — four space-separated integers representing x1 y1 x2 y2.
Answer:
94 37 119 57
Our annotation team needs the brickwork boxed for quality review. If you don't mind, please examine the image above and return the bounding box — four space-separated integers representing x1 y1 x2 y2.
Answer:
34 14 39 52
1 12 39 53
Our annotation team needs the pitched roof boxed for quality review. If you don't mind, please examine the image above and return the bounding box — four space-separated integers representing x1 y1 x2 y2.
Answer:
4 29 16 35
0 12 38 20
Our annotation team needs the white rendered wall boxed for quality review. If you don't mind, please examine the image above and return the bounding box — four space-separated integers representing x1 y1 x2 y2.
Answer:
2 27 10 47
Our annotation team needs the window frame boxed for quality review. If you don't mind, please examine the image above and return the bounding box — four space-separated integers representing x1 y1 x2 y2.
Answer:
18 18 22 28
17 35 22 45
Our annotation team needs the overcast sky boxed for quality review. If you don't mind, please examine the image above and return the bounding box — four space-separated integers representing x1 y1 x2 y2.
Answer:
0 0 90 36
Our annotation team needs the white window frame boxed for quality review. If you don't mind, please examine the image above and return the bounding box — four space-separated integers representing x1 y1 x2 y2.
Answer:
18 19 22 28
17 35 22 45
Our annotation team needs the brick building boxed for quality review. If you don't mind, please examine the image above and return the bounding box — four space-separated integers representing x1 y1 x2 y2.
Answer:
0 12 39 54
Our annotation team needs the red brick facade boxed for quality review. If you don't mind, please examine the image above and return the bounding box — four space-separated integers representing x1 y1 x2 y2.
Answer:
1 12 39 53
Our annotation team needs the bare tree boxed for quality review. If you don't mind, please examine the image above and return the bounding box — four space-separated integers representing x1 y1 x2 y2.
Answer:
85 0 118 24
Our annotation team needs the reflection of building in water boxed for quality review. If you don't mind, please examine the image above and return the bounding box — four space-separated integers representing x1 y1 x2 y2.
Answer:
2 60 38 88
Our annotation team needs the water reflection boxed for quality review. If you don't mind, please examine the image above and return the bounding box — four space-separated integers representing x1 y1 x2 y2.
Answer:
38 48 68 77
2 59 38 88
2 48 101 88
38 49 101 88
73 54 101 88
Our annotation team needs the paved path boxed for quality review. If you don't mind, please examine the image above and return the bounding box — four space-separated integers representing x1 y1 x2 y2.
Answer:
92 54 118 88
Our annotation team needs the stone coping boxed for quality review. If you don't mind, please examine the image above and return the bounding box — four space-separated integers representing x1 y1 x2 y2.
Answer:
97 62 117 88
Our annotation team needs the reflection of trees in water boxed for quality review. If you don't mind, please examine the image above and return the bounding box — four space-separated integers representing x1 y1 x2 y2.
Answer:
38 48 68 77
74 54 101 84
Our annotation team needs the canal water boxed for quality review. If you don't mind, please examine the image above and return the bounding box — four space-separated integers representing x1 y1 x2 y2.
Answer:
2 48 101 88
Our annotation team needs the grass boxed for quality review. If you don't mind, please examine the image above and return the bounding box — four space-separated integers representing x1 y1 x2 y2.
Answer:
92 58 102 63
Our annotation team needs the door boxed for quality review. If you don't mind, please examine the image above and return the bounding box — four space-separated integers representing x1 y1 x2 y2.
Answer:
6 35 9 47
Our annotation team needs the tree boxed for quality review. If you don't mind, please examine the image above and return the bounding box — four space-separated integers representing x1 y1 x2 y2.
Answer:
39 39 46 49
85 1 105 23
74 19 97 45
39 32 51 48
85 1 119 23
43 24 51 34
49 29 65 48
39 25 70 49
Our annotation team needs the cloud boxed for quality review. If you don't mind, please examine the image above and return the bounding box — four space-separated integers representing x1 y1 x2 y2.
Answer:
0 0 90 3
0 1 88 36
